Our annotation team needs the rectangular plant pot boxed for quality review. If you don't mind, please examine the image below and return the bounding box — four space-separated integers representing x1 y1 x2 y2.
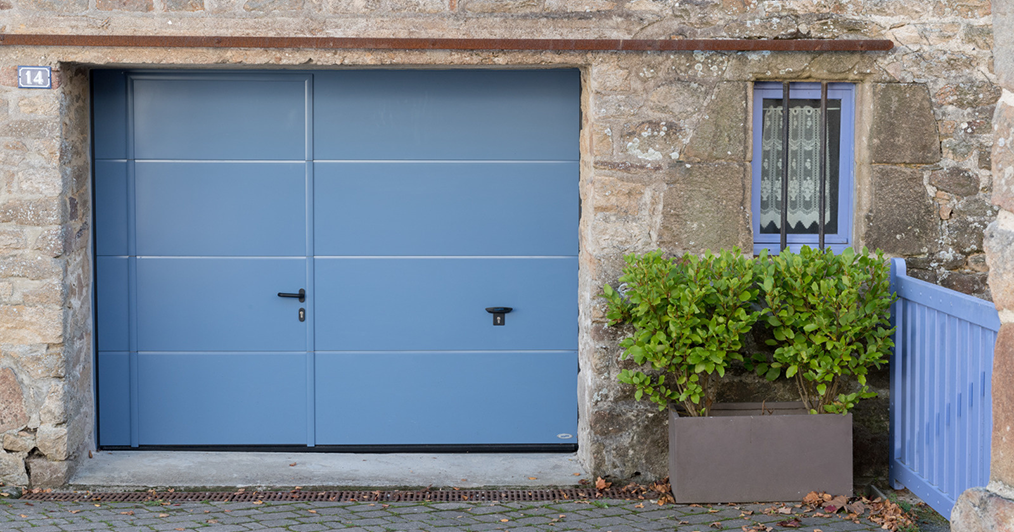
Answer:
669 402 852 503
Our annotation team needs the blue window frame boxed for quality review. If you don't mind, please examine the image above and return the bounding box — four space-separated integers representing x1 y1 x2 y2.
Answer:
751 82 855 255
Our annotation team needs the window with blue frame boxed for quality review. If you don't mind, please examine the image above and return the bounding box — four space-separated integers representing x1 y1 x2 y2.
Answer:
751 82 855 255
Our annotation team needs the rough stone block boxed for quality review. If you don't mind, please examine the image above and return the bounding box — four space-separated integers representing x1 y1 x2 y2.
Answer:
940 271 990 296
683 82 748 163
931 167 980 196
96 0 154 9
991 324 1014 487
659 163 751 253
0 198 64 226
621 121 679 162
986 217 1014 311
165 0 203 10
17 96 58 117
2 432 34 453
22 281 66 307
592 175 648 217
945 217 988 254
951 487 1014 532
646 82 710 120
22 0 88 12
31 227 67 259
545 0 614 10
865 166 941 255
993 98 1014 213
0 228 26 253
591 63 630 92
39 386 66 425
0 450 28 486
0 120 59 139
463 0 541 13
934 81 1002 109
995 0 1014 91
0 255 63 281
26 456 71 488
35 425 68 461
0 368 28 433
0 305 64 344
870 84 941 164
244 0 303 11
18 168 64 197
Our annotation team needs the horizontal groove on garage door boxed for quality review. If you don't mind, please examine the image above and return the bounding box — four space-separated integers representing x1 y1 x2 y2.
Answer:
22 488 630 503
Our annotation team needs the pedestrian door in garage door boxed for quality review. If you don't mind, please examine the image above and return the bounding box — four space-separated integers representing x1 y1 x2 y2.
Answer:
93 69 580 449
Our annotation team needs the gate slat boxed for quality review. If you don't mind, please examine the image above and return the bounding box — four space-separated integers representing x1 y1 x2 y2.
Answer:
889 258 999 519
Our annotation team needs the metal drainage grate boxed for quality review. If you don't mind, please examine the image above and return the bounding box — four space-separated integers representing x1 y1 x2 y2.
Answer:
21 488 634 503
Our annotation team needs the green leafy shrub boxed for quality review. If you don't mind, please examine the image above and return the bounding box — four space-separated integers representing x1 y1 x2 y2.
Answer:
750 246 896 414
601 249 761 416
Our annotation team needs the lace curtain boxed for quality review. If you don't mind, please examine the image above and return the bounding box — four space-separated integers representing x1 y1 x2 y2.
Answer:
759 102 832 233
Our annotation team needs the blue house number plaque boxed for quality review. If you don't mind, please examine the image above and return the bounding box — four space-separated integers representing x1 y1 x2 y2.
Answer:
18 66 52 89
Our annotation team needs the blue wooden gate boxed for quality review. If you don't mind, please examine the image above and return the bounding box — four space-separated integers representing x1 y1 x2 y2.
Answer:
889 258 1000 518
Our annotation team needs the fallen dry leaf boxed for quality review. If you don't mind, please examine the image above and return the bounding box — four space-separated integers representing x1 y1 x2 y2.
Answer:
635 503 644 508
69 510 81 514
289 463 297 467
207 520 218 524
529 477 538 480
845 501 866 515
252 500 263 505
778 507 793 514
573 473 581 476
158 513 169 518
500 518 510 522
595 477 612 490
308 510 317 514
777 518 801 528
119 511 134 515
710 522 723 528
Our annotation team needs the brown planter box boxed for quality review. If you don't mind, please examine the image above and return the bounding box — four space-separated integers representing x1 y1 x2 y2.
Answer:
669 402 852 503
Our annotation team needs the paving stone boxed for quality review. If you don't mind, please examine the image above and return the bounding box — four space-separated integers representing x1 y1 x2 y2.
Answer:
0 500 894 532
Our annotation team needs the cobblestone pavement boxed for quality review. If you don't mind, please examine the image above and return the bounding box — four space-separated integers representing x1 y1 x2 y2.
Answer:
0 497 890 532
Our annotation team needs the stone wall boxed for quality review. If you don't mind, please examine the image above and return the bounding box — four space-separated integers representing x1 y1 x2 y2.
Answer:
0 0 1000 486
951 0 1014 529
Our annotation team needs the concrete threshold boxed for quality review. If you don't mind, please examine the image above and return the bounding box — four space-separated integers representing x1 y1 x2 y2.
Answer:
70 451 587 491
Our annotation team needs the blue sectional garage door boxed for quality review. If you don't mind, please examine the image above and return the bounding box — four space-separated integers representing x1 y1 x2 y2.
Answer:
93 70 580 449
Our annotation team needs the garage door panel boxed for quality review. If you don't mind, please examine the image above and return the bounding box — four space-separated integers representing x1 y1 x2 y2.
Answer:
135 162 307 257
97 352 131 447
94 160 128 256
315 351 577 445
92 70 128 160
137 353 307 445
313 70 580 161
96 257 129 352
136 258 307 352
314 258 577 351
314 162 578 256
132 77 308 160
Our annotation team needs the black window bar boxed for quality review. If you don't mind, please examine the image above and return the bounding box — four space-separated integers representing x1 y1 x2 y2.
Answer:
778 81 830 252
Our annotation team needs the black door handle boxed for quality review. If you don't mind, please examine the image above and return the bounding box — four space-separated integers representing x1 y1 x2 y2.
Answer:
485 307 512 326
278 289 305 303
